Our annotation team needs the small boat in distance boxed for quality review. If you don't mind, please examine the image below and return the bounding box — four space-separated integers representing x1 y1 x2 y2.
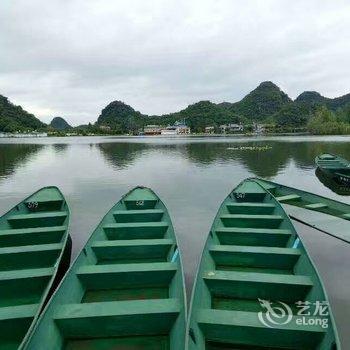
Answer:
316 153 350 185
0 187 71 349
24 186 186 350
186 178 339 349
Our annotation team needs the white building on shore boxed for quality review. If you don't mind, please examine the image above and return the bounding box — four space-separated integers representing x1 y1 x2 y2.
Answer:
220 123 244 133
161 121 190 135
144 125 162 135
204 126 215 134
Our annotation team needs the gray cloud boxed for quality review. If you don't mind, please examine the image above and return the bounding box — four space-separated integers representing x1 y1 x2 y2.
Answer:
1 0 349 125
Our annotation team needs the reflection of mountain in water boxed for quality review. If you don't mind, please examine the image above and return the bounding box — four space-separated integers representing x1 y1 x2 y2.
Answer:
316 168 350 196
98 141 195 171
97 139 350 179
98 142 150 170
237 144 289 178
0 144 43 178
52 143 69 154
292 142 350 169
183 142 289 177
184 141 350 178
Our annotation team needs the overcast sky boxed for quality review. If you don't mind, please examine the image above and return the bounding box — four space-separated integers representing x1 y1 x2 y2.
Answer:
1 0 350 125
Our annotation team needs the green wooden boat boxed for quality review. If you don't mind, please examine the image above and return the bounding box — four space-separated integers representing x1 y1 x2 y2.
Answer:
0 187 71 350
316 154 350 185
23 186 186 350
254 178 350 222
186 179 340 349
254 178 350 244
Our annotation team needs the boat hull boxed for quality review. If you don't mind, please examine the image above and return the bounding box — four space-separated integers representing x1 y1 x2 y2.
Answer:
186 179 339 349
316 153 350 186
0 187 71 349
316 168 350 195
23 186 186 350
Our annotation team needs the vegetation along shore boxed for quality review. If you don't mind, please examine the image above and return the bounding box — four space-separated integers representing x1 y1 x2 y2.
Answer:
1 81 350 137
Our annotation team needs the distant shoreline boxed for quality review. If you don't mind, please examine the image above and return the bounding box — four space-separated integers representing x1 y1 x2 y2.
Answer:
0 131 310 138
4 131 350 139
0 132 330 140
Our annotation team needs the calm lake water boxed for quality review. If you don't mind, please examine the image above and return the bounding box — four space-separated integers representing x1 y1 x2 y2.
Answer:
0 135 349 346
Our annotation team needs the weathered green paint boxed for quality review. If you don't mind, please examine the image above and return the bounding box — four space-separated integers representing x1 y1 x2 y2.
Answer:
316 153 350 185
255 177 350 243
216 227 292 247
103 221 169 240
186 179 340 349
23 187 186 350
0 187 71 349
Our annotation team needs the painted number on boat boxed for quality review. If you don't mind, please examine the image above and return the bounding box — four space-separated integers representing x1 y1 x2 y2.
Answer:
27 201 38 209
235 193 245 199
136 200 144 206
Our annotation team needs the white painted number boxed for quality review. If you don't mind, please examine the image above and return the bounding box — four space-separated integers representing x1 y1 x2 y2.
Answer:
27 201 38 209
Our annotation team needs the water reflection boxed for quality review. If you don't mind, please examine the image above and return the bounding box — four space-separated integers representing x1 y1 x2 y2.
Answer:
52 143 69 154
183 140 350 176
96 140 350 179
315 168 350 196
236 144 288 178
98 142 150 170
2 138 350 189
0 144 43 178
0 136 349 347
292 142 350 169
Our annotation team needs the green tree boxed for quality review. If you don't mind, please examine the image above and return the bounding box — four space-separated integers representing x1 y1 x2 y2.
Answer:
308 106 350 135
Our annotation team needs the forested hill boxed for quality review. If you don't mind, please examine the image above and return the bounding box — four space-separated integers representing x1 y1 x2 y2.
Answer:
96 81 350 133
2 81 350 134
96 81 292 132
295 91 350 111
96 100 145 134
221 81 292 120
0 94 46 132
50 117 72 130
